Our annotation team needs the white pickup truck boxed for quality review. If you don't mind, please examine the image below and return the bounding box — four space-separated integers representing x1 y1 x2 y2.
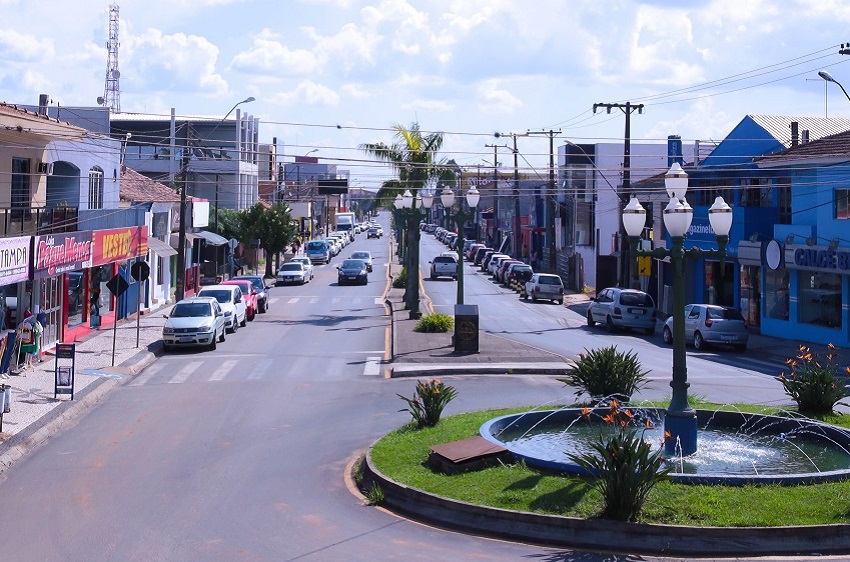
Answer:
429 254 458 280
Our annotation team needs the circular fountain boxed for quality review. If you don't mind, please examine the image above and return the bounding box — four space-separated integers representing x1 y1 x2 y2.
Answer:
481 407 850 485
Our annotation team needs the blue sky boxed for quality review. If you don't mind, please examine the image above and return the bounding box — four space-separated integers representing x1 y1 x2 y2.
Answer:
1 0 850 188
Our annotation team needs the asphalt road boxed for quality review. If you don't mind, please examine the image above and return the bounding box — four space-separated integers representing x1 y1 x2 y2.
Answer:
0 220 830 562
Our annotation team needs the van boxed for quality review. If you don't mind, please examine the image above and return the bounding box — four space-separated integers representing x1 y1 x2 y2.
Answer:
305 239 331 264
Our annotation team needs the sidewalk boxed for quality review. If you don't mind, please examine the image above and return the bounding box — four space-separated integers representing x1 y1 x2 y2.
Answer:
0 308 167 471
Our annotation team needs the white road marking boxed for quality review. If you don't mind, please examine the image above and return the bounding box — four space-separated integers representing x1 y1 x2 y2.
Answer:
309 298 320 304
167 361 203 384
208 360 238 381
374 297 383 305
363 356 382 376
288 298 300 304
129 363 164 386
248 358 274 380
332 297 341 304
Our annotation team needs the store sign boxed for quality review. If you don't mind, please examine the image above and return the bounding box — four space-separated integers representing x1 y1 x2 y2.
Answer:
91 227 148 266
0 236 30 285
34 232 93 278
786 244 850 272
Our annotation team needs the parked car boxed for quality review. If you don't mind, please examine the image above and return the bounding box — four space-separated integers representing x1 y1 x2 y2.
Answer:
496 259 523 284
233 275 270 313
220 279 257 321
481 251 506 272
367 227 381 239
445 233 457 249
276 262 310 285
290 257 314 280
337 259 369 285
507 264 534 288
466 243 485 261
487 254 512 276
663 304 749 351
524 273 565 304
162 296 226 351
429 254 458 280
587 287 656 334
197 284 247 333
462 239 478 253
349 251 373 272
305 239 331 264
473 247 494 265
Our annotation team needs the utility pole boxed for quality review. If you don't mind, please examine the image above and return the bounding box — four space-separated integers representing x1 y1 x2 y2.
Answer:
527 129 560 274
484 143 507 249
593 101 644 288
840 42 850 55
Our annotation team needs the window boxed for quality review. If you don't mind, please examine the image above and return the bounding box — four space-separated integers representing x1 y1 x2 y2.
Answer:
88 167 104 210
798 272 841 329
764 269 789 321
11 157 31 220
740 178 771 208
696 179 733 207
777 179 791 224
836 188 850 220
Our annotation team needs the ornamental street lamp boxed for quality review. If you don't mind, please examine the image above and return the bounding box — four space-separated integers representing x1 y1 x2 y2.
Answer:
393 194 404 261
441 185 480 305
400 189 433 318
622 162 732 457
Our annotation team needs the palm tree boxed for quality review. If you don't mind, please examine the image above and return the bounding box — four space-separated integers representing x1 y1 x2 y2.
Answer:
360 123 449 316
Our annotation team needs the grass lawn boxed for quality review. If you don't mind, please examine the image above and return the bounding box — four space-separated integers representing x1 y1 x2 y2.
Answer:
369 401 850 527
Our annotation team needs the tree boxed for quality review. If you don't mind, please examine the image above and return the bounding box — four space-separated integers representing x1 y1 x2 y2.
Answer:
239 203 297 278
360 123 449 314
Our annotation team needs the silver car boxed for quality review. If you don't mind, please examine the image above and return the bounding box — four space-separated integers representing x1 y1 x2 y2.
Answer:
587 287 656 334
663 304 749 351
349 251 373 272
162 296 226 351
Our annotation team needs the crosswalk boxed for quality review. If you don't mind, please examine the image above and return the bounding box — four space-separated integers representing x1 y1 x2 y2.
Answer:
127 352 386 387
275 296 385 305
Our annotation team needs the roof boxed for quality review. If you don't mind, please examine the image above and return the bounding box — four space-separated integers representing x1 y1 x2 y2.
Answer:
0 101 88 141
120 166 180 203
755 129 850 167
748 115 850 148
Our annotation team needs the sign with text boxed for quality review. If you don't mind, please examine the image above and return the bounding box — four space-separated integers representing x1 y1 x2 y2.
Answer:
91 227 148 266
0 236 31 286
34 232 93 279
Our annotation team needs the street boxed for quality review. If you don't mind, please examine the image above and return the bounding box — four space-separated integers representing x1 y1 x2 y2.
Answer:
0 220 819 562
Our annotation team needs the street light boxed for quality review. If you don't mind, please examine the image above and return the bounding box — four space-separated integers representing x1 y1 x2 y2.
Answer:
398 189 433 318
393 194 404 260
819 71 850 102
441 185 480 305
622 162 732 457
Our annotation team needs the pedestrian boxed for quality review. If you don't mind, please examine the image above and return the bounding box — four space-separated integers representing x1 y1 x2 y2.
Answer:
530 250 538 271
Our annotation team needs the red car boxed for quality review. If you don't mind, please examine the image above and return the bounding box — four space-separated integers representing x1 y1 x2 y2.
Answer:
221 279 257 321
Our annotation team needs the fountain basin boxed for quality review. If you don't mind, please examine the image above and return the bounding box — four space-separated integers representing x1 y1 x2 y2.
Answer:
481 408 850 485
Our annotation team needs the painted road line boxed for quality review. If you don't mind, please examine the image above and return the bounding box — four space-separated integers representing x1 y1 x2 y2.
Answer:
374 297 383 305
363 356 382 376
167 361 203 384
309 298 320 304
287 298 300 304
128 363 164 386
248 358 274 380
208 360 238 381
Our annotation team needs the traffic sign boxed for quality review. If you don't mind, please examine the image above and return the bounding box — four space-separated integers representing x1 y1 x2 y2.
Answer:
131 261 150 282
106 274 130 297
638 256 652 277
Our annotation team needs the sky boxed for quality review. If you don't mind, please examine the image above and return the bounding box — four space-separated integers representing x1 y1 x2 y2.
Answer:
2 0 850 189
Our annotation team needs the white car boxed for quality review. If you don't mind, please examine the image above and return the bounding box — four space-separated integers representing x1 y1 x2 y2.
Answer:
524 273 565 304
162 296 226 351
276 262 310 285
290 257 314 280
197 284 247 333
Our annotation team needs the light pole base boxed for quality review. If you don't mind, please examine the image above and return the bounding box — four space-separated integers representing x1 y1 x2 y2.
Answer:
408 310 422 320
663 409 698 457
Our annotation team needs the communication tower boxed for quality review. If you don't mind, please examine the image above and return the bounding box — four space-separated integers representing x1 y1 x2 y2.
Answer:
97 4 121 112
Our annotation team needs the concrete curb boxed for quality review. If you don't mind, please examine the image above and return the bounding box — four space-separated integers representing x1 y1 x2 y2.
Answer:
390 363 571 378
361 448 850 557
0 340 165 474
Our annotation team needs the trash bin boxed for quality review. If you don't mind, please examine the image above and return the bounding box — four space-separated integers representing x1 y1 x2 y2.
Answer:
454 304 479 354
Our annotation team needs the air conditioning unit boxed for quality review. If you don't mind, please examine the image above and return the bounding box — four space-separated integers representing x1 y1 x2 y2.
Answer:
37 161 54 175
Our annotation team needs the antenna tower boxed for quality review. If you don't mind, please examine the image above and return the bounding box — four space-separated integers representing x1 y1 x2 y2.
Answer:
99 4 121 112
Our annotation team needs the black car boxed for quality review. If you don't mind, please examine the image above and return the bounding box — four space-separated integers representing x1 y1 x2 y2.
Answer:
233 275 270 313
337 259 369 285
473 247 494 265
367 227 381 239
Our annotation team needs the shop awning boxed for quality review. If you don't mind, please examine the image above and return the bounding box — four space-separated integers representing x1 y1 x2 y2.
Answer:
195 230 229 246
147 236 177 257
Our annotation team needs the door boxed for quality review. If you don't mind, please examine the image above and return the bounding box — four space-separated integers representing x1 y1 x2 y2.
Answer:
41 277 62 349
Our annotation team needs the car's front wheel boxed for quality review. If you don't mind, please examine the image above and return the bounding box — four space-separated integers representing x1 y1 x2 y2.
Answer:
209 338 217 351
587 311 595 327
240 314 247 327
219 328 226 343
662 325 673 344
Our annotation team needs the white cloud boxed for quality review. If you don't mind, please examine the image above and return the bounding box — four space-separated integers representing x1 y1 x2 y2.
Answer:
476 80 523 115
0 29 55 61
231 29 320 75
340 83 370 99
305 23 383 72
402 98 453 112
273 80 340 106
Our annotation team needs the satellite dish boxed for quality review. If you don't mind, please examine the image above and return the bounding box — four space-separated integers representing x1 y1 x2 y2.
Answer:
112 69 120 78
97 96 105 105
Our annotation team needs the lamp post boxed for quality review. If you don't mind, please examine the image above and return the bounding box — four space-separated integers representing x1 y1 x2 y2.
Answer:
622 162 732 457
399 190 433 318
393 194 404 261
819 71 850 103
440 185 480 305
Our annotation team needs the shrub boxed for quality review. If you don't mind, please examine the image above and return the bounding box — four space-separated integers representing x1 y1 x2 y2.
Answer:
392 267 408 288
414 313 454 333
397 378 458 428
568 402 669 522
777 344 850 415
557 346 649 404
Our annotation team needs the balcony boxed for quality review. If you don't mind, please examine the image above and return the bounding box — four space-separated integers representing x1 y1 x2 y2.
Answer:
0 207 79 237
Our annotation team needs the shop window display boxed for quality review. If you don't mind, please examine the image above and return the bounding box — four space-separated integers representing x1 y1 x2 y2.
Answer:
798 271 841 329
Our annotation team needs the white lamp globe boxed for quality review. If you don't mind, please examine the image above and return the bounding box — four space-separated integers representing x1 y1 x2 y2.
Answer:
622 197 647 237
440 186 455 208
421 190 434 209
665 162 689 200
663 196 692 237
467 186 481 209
708 196 733 237
393 194 403 210
402 189 413 208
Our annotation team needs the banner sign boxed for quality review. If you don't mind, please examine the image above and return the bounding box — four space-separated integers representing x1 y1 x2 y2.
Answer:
0 236 31 286
34 232 93 279
92 226 148 266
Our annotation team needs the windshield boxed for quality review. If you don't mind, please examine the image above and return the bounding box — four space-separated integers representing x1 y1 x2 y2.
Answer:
434 256 456 264
280 264 303 271
351 252 370 260
172 303 212 318
198 290 231 304
341 259 364 268
620 292 654 307
538 275 562 285
707 307 743 320
235 277 264 291
306 241 326 250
